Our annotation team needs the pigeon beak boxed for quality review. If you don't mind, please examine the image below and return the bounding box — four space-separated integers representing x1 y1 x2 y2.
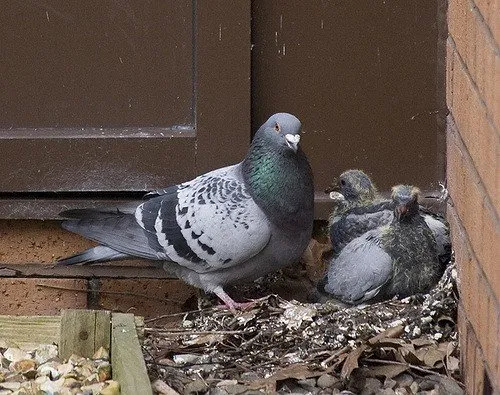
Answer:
285 134 300 152
395 204 407 220
329 191 345 202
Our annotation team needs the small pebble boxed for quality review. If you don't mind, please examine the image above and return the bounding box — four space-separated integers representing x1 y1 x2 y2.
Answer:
317 374 337 389
394 373 413 387
360 377 382 395
297 378 317 390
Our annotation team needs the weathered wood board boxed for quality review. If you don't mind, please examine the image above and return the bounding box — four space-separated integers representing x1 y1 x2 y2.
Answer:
0 310 151 395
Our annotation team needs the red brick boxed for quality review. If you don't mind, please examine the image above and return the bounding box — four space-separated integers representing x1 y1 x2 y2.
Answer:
447 129 499 301
449 0 499 126
480 204 500 294
458 304 468 379
473 0 500 54
0 278 87 315
485 296 499 387
450 55 498 208
0 220 95 264
446 39 455 110
98 279 196 320
465 323 478 394
474 345 486 394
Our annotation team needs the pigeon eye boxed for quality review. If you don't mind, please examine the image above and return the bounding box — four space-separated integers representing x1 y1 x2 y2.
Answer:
340 179 346 186
274 122 281 133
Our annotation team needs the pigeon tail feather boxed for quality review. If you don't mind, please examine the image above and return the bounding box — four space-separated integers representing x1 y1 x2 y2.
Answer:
57 246 131 265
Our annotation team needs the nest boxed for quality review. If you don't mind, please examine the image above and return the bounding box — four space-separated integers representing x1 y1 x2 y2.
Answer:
144 263 463 395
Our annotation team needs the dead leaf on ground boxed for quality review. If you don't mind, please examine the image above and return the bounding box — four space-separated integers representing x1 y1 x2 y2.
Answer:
365 363 409 379
414 346 446 367
341 344 368 380
368 325 404 345
301 239 332 281
411 338 436 347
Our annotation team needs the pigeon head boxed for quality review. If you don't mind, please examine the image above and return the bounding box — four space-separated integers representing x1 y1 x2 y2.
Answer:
253 112 303 153
242 113 313 226
391 184 420 221
326 169 377 204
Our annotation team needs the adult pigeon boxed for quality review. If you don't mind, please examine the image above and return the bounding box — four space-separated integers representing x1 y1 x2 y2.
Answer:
321 185 443 304
326 169 451 264
58 113 314 310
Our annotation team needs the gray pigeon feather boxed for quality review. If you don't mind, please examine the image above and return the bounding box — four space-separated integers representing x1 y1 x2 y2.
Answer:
58 113 314 310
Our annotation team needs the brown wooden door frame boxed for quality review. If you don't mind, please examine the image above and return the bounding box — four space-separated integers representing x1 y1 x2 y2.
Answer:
0 1 251 219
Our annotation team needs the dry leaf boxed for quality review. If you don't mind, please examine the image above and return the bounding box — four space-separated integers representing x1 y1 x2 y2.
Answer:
366 363 408 379
414 346 445 367
446 356 460 372
368 325 404 345
301 239 332 281
370 338 407 349
151 379 181 395
340 344 368 380
411 338 436 347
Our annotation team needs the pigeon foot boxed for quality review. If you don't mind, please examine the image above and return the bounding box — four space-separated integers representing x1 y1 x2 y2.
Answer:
213 286 255 313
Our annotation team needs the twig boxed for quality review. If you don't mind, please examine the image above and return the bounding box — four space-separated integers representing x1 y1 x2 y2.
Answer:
145 329 247 336
36 283 181 305
362 358 448 378
144 307 215 323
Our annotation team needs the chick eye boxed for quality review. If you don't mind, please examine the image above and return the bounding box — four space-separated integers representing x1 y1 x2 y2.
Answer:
274 122 281 133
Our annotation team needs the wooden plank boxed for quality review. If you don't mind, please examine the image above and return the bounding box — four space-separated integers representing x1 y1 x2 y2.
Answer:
94 311 112 355
0 263 175 279
0 315 60 347
59 309 111 359
111 313 152 395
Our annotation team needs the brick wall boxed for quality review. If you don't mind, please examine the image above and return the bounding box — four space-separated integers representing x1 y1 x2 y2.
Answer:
0 220 196 318
446 0 499 392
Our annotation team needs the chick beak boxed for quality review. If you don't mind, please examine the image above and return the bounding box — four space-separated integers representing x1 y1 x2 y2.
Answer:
325 180 340 194
395 204 407 221
285 134 300 152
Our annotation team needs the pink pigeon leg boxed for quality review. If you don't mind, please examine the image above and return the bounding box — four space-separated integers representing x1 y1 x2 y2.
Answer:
213 286 256 312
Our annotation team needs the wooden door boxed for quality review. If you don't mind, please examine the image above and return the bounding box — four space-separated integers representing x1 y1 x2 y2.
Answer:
0 1 251 219
251 1 447 218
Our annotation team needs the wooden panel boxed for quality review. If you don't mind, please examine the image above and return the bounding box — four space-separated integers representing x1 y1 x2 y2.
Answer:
0 1 193 127
252 0 446 217
0 130 196 192
59 309 111 359
0 315 60 346
111 313 152 395
0 1 252 219
0 263 174 279
195 0 251 174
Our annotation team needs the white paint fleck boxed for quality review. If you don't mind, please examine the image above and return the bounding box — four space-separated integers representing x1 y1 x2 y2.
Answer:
282 43 286 56
321 19 324 29
46 11 50 22
275 31 278 46
218 24 222 41
280 14 283 30
119 57 123 64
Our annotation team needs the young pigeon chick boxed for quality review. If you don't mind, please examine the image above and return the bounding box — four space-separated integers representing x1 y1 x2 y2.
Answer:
58 113 314 311
321 185 442 304
327 170 393 254
327 169 451 264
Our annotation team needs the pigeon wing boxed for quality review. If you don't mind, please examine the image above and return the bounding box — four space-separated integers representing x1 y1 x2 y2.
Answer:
135 166 272 273
325 230 393 304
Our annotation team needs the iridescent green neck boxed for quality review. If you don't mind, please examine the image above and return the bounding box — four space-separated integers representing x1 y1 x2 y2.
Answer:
242 135 313 224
